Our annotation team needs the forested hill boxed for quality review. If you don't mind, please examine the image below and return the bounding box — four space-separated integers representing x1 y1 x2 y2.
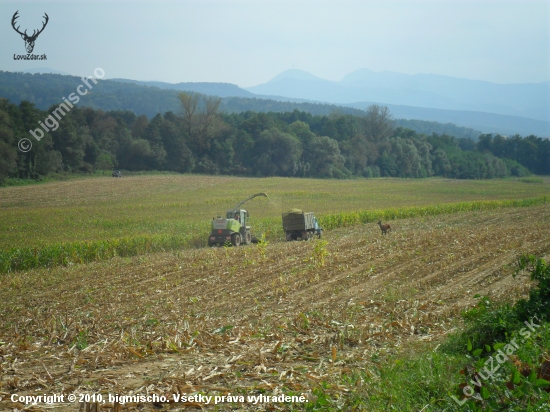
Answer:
112 78 256 98
393 119 481 140
0 71 180 117
0 71 531 139
0 71 365 118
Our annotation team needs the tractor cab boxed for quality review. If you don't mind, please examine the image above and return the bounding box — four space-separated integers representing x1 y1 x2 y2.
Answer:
226 209 249 225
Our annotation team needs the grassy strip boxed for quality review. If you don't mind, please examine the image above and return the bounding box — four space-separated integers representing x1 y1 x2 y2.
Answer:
1 196 548 273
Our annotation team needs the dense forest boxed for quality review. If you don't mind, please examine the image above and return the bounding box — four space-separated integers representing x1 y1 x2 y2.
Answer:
2 93 548 184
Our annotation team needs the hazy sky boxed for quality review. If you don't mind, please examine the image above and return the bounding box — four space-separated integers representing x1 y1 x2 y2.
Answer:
1 0 549 87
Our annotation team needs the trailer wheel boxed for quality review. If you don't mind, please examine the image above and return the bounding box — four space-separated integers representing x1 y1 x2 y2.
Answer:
231 233 241 247
244 230 252 245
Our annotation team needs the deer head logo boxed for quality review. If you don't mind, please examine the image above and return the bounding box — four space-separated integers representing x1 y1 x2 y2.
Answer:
11 11 49 54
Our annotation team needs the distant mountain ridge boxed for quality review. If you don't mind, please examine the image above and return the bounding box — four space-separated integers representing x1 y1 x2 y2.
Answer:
349 101 550 138
20 67 71 76
246 69 550 122
111 79 256 98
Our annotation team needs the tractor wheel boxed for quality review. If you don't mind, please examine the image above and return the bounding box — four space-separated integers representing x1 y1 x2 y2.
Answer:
244 230 252 245
231 233 241 247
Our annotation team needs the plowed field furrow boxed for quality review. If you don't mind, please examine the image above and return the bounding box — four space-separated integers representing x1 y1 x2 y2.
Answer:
1 205 549 411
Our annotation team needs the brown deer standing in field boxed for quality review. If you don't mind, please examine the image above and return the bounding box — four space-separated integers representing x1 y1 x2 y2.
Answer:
377 220 391 235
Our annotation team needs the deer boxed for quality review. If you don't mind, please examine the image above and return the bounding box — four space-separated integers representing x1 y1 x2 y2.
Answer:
12 11 49 54
377 220 391 235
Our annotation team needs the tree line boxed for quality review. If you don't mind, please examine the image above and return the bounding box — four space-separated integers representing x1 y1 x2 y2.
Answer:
1 94 547 184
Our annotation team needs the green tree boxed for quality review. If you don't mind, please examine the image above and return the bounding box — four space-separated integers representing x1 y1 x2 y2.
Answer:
306 136 348 178
289 120 316 145
142 114 167 169
377 151 398 177
131 115 149 140
116 129 157 171
432 148 451 176
240 112 280 140
252 128 302 176
179 92 223 157
362 105 394 142
390 137 422 177
319 112 359 142
49 113 87 171
160 115 195 173
0 112 17 182
340 134 369 175
94 152 115 170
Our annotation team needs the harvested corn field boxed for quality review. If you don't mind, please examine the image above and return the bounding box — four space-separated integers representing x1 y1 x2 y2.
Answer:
1 204 549 411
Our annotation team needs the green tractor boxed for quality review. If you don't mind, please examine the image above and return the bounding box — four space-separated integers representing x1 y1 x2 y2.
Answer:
208 193 267 247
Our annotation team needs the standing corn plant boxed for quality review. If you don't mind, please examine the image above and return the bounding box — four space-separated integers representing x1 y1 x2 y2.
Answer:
313 239 328 267
257 233 268 260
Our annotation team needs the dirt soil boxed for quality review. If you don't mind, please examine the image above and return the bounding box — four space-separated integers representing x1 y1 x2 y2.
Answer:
1 205 549 411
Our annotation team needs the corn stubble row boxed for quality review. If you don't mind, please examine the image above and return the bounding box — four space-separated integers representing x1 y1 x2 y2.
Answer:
1 206 549 410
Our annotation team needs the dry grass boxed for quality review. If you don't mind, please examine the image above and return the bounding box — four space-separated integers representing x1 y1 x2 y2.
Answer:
1 204 549 411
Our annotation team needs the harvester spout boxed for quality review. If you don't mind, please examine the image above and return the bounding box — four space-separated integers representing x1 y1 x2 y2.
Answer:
231 192 268 212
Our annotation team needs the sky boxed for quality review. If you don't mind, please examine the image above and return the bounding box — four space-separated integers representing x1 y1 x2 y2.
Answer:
1 0 549 87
